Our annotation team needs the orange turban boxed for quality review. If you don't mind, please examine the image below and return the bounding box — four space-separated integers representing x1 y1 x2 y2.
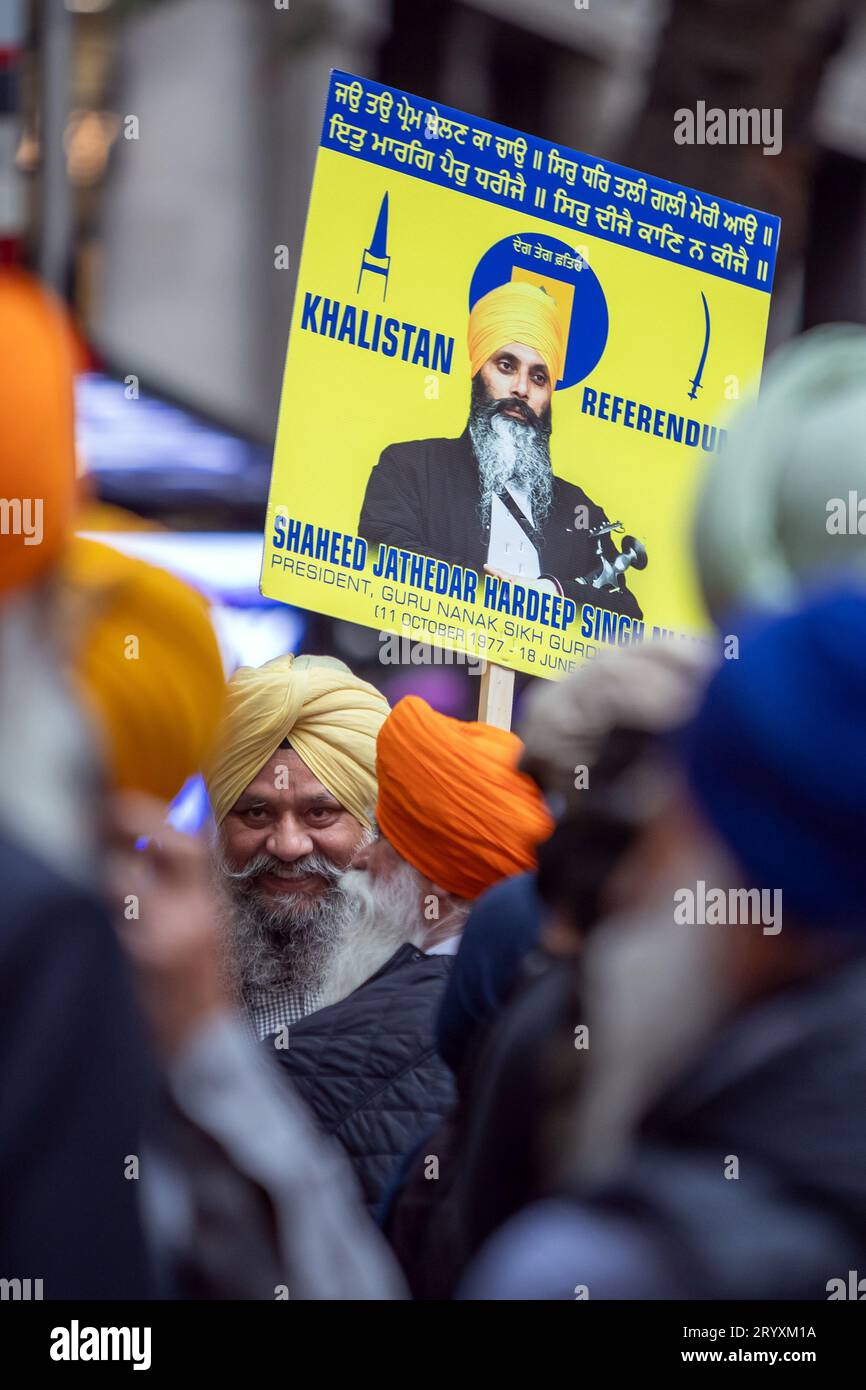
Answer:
0 270 79 600
63 537 226 800
467 280 566 384
376 696 553 900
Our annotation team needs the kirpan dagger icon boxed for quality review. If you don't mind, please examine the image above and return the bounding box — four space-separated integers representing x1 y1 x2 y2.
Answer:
688 291 711 401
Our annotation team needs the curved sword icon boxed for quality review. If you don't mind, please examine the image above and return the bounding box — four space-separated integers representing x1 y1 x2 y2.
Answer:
688 291 711 400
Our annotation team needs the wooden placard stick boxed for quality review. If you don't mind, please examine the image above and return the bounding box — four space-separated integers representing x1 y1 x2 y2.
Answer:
478 659 515 730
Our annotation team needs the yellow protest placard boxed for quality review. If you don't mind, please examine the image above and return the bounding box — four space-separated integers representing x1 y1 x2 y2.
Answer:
263 71 779 680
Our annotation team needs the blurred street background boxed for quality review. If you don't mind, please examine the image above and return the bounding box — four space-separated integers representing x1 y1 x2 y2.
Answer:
4 3 866 1323
4 0 866 715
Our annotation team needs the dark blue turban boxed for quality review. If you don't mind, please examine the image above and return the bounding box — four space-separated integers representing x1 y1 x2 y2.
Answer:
682 583 866 931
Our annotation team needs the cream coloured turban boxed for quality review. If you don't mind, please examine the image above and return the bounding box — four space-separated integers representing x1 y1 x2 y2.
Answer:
468 280 567 383
205 653 390 827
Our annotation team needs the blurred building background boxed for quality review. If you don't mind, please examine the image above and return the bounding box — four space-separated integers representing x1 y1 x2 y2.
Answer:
5 0 866 712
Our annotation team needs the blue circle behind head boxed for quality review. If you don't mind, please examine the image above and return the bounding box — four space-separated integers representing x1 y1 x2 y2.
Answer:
469 232 608 390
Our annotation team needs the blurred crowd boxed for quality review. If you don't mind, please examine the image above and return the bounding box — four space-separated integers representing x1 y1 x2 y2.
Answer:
2 267 866 1301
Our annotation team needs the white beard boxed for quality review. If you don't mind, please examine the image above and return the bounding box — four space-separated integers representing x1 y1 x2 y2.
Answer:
214 838 425 1012
318 859 427 1008
215 876 351 1002
214 838 371 1000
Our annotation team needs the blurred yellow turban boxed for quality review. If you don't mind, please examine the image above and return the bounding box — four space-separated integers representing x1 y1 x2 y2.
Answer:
468 280 566 384
63 537 225 800
205 653 390 827
0 270 79 600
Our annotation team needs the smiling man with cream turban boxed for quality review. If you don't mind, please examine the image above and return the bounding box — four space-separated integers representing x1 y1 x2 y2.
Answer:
205 652 391 1037
359 279 641 618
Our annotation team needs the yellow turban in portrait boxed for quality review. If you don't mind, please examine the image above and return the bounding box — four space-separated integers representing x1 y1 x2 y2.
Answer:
205 653 390 827
63 537 226 801
467 280 567 384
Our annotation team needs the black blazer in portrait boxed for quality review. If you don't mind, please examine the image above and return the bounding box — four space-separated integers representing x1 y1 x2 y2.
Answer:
358 429 642 618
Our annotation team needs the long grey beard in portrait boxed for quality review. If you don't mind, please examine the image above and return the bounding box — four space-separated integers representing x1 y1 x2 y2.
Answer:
468 374 554 529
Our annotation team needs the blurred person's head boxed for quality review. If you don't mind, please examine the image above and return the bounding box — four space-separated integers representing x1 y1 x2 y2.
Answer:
519 637 714 956
0 270 78 598
694 325 866 623
533 733 652 960
205 654 389 998
675 581 866 969
568 585 866 1181
467 282 565 526
63 537 225 802
0 274 225 880
0 274 94 882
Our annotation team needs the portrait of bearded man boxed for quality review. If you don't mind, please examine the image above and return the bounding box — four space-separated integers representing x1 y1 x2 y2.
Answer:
205 652 397 1038
358 280 643 618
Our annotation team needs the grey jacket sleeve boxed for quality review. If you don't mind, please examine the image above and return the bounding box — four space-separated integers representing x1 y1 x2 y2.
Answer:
155 1011 407 1301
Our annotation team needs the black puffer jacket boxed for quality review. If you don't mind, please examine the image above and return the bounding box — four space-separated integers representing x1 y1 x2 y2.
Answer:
265 945 455 1209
